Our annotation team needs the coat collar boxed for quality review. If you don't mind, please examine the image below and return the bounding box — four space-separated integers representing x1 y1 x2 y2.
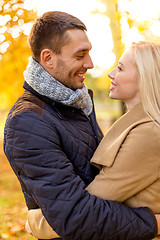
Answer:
91 103 152 168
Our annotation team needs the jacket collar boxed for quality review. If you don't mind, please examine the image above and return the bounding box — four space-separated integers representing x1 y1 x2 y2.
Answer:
23 81 53 105
23 81 102 146
23 81 94 120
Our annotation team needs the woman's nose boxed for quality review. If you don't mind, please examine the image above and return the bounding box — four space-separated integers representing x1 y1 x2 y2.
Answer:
108 69 115 79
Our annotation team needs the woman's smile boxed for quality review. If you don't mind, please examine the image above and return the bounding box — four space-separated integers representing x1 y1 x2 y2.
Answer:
110 81 117 91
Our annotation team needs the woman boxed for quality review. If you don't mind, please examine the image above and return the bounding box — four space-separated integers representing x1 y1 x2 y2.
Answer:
26 41 160 239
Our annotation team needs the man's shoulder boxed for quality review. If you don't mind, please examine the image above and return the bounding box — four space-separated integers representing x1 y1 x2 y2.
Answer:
10 91 45 119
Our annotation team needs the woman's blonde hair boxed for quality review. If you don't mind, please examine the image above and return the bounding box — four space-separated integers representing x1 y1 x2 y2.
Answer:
131 41 160 126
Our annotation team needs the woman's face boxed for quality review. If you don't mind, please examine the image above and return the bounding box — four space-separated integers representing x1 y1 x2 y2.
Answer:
108 49 141 109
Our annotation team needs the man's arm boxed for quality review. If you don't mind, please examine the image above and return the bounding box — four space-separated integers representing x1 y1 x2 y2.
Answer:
26 209 160 240
4 112 157 240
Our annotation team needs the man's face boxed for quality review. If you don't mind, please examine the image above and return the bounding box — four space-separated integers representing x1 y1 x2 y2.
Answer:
51 29 94 90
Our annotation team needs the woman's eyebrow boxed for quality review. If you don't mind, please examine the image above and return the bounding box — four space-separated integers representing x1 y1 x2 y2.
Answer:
118 61 124 66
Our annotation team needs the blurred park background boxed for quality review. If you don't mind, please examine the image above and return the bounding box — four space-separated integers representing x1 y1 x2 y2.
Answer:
1 0 160 239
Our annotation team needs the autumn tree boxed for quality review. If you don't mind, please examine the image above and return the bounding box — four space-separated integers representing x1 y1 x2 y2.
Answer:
93 0 160 114
91 0 126 114
0 0 37 110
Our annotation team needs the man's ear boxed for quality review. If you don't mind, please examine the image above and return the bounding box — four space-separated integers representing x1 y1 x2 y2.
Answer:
40 49 55 69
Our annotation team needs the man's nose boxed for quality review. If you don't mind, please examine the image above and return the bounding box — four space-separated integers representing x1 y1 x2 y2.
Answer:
83 55 94 69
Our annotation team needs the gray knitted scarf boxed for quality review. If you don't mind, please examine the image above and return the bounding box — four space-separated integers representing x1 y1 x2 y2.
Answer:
23 57 93 116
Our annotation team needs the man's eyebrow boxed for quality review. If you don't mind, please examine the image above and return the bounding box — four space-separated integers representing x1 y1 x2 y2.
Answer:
74 48 90 54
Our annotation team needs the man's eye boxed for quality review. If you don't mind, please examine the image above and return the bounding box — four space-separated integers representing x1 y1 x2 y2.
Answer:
77 55 84 59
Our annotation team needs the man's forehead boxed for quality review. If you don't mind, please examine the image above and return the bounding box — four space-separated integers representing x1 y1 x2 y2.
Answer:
67 29 91 43
61 29 92 54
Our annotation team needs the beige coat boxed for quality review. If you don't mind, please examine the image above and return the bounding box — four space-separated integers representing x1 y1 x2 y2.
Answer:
87 103 160 212
27 103 160 239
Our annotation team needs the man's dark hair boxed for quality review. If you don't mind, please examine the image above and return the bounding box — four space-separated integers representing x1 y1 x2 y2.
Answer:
28 11 87 62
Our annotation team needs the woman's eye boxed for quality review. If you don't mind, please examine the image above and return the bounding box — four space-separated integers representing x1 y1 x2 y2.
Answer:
118 66 122 71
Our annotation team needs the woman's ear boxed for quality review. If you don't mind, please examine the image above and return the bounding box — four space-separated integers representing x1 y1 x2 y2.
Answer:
40 49 55 69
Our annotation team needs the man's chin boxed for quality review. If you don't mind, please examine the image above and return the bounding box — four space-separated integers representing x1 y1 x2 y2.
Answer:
72 83 84 90
78 82 85 89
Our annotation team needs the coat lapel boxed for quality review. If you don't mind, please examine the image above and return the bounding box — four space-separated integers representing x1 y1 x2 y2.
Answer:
91 103 151 167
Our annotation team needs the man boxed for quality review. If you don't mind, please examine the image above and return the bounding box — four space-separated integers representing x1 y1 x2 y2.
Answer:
3 11 159 240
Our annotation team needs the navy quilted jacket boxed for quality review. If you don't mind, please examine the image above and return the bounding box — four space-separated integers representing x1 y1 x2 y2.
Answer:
3 82 157 240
